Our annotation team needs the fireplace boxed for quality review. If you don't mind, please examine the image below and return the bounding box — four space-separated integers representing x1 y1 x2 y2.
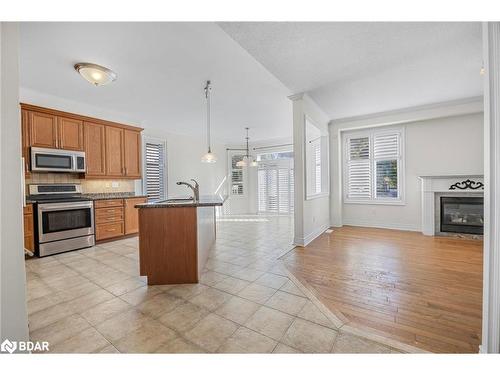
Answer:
440 197 484 235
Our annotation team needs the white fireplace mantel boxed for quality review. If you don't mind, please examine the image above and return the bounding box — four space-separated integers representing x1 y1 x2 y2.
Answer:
419 174 484 235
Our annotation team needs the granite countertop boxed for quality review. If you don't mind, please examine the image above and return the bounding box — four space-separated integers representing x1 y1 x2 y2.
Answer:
135 195 226 208
82 192 148 200
25 192 148 204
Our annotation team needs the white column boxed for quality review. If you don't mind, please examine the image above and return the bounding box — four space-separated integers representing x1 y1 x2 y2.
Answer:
482 22 500 354
0 22 30 346
289 93 305 245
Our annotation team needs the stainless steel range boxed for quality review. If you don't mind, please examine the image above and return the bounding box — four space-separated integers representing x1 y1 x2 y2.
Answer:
28 184 95 257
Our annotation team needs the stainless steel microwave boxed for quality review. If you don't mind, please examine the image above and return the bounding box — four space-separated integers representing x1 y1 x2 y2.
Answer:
31 147 86 173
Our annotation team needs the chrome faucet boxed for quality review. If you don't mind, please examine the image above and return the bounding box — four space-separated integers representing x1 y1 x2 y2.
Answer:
176 179 200 202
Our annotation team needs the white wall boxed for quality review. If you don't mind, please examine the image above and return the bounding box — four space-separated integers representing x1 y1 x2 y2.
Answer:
331 112 484 231
0 22 30 347
291 94 330 246
141 129 227 199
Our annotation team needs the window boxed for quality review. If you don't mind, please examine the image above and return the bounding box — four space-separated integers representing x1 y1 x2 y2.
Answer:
305 117 329 199
143 138 167 201
257 156 294 214
257 151 293 161
344 127 404 204
231 154 244 195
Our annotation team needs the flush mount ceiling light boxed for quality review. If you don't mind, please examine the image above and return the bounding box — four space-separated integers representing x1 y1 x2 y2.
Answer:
201 80 217 163
236 127 257 167
74 63 117 86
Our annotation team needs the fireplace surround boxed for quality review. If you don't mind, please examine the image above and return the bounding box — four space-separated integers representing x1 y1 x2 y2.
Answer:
420 174 484 236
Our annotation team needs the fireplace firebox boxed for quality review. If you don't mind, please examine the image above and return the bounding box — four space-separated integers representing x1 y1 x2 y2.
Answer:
440 197 484 235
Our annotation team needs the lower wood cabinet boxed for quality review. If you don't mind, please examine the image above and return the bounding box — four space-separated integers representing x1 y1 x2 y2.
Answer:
125 197 147 234
95 197 147 242
23 204 34 252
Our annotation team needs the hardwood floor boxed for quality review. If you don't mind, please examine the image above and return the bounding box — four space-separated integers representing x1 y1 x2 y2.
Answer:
282 226 483 353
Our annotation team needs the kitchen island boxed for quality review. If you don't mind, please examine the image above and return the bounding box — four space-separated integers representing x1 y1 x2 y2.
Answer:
135 196 224 285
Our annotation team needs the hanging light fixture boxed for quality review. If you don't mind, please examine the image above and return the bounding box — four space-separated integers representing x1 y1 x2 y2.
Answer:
236 127 258 167
74 63 117 86
201 80 217 163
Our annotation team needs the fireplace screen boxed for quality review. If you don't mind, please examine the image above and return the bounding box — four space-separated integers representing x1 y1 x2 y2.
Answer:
440 197 484 235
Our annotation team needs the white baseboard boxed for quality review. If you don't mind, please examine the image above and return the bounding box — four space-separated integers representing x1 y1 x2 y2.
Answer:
341 219 420 232
294 223 330 247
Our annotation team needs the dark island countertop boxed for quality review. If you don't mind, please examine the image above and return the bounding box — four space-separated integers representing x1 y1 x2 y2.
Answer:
135 195 226 208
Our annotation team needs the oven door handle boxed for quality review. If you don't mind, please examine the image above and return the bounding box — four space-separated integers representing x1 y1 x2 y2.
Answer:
38 202 94 212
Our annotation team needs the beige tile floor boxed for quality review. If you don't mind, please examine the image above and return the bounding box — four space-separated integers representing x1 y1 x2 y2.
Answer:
26 214 399 354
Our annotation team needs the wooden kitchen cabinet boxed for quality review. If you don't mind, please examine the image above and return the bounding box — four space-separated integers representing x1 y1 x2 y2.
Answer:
95 197 147 242
21 109 31 178
58 117 84 151
105 126 125 177
124 130 142 178
23 204 34 253
29 111 58 148
20 103 143 179
125 197 147 234
25 108 84 151
84 122 106 176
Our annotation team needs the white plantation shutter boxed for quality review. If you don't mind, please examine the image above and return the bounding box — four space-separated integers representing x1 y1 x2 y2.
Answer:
278 168 290 213
374 133 399 159
312 140 321 194
349 137 370 159
347 137 371 200
144 141 166 201
347 161 371 199
257 160 294 214
231 155 244 195
344 130 403 202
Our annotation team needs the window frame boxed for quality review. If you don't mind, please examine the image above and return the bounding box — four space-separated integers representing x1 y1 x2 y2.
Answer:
343 126 405 205
305 116 330 200
142 136 168 201
228 152 246 197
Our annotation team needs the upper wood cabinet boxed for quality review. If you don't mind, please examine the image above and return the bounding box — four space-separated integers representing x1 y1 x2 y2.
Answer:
28 110 84 151
21 109 31 178
84 122 106 176
20 103 143 179
29 111 58 148
124 130 142 178
105 126 125 177
58 117 84 150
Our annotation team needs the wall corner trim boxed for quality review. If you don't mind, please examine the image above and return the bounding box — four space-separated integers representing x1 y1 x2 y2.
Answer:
294 223 330 247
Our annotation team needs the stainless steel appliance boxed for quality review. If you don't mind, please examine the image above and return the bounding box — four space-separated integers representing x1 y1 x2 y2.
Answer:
28 184 95 257
31 147 86 173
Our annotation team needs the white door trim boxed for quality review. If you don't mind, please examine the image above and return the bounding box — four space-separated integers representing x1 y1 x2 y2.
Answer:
482 21 500 354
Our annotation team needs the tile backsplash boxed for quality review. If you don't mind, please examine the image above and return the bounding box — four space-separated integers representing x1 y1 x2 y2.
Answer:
26 173 138 193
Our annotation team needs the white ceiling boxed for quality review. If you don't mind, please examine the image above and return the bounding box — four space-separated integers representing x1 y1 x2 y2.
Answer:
19 22 292 143
20 22 484 143
218 22 483 119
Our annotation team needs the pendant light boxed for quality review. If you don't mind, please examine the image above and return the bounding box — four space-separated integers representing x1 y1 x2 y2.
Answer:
236 127 258 167
201 80 217 163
